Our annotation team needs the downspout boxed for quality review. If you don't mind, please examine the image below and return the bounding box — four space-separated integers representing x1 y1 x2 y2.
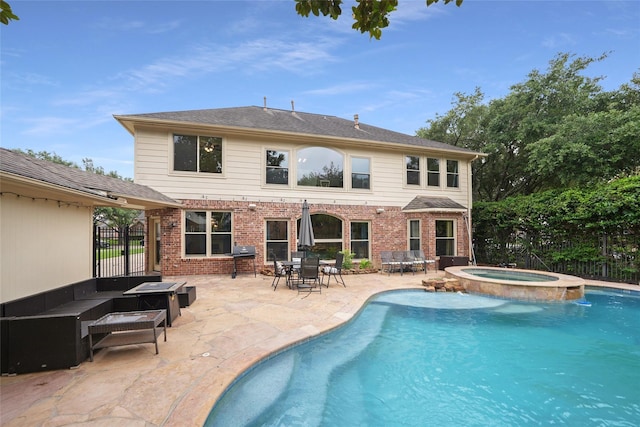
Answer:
468 155 479 265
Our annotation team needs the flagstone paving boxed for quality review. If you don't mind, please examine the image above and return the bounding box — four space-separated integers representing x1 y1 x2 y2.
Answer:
1 272 635 426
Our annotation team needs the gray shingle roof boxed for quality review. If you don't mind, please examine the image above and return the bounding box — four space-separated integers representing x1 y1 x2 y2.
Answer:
116 106 480 156
403 196 467 211
0 148 180 208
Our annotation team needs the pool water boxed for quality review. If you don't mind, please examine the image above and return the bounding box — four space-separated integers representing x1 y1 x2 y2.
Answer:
206 290 640 426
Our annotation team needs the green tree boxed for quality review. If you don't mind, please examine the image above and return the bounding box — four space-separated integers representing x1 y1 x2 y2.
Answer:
294 0 462 39
417 52 640 201
1 0 19 25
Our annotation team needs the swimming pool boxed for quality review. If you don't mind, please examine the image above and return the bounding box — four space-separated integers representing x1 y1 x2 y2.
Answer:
206 289 640 426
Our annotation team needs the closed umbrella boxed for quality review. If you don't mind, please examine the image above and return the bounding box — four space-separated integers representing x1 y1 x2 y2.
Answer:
298 200 315 256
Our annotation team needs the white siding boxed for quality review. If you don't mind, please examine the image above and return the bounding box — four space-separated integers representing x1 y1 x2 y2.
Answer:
0 195 93 302
134 128 472 209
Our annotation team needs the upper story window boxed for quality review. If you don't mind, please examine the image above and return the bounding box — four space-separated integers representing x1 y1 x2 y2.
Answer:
406 155 420 185
427 158 440 187
174 134 222 173
297 147 343 188
351 157 370 190
266 150 289 185
185 211 232 256
447 160 459 188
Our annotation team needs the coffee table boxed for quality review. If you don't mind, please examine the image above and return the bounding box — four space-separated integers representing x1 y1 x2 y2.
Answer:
88 310 167 361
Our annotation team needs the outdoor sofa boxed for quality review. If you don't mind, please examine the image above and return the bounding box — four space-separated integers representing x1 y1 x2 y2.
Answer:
0 275 183 375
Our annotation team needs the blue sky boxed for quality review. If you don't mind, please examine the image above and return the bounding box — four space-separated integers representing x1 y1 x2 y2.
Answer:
2 1 639 178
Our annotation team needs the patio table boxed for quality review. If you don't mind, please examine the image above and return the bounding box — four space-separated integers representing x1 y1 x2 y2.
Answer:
88 310 167 361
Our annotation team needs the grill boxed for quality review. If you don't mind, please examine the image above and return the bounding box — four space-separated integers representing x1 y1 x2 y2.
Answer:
231 245 256 279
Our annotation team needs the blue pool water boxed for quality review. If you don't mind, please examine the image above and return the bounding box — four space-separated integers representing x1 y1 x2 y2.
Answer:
206 290 640 426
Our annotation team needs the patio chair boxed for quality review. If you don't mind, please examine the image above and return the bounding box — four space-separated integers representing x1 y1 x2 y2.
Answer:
392 251 415 276
322 252 346 287
380 251 398 275
291 251 304 279
271 253 287 291
296 257 321 296
412 250 434 274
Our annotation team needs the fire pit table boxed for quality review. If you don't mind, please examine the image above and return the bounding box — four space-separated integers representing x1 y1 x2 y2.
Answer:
88 310 167 361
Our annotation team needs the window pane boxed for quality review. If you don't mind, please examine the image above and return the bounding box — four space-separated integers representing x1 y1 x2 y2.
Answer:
436 220 454 237
174 135 197 171
211 234 231 255
185 211 206 232
351 222 369 240
407 170 420 185
266 220 287 240
409 220 420 238
406 155 420 170
351 173 370 189
266 150 289 185
199 136 222 173
352 157 369 173
297 147 343 188
185 235 206 255
308 214 342 239
211 212 231 232
436 239 455 256
312 242 342 260
351 241 369 259
266 242 288 261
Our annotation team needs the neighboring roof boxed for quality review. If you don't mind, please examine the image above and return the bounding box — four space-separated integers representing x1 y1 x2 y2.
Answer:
115 106 483 157
0 148 182 209
403 196 467 212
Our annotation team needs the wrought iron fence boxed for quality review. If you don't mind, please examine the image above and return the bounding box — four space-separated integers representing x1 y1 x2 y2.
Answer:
93 224 146 277
475 232 639 285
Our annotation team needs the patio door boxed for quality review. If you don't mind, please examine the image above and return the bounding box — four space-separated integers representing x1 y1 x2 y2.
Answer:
150 218 161 272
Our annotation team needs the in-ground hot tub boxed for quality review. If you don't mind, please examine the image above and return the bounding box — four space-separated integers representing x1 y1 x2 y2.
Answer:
445 266 585 301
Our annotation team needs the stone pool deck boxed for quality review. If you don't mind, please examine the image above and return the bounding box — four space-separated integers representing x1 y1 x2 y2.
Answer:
1 272 636 426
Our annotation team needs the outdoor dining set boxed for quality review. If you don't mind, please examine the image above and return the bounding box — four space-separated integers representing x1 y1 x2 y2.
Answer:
271 251 346 295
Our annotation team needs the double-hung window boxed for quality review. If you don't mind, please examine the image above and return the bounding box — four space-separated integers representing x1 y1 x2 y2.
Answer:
446 160 459 188
266 150 289 185
350 222 370 259
351 157 370 189
435 220 455 256
406 155 420 185
174 134 222 173
408 220 421 251
427 158 440 187
185 211 231 256
266 220 289 261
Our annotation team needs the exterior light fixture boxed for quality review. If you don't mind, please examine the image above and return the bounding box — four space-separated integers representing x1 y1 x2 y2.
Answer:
248 203 257 210
376 208 385 214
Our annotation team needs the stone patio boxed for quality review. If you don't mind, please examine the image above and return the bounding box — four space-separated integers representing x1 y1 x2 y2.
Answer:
1 271 635 426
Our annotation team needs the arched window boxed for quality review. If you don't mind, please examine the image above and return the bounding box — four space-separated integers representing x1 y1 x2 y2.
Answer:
297 214 343 259
296 147 343 188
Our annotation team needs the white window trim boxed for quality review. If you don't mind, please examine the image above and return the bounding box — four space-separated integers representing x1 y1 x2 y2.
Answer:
169 133 227 178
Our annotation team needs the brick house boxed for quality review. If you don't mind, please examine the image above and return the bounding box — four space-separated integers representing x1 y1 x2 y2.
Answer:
115 106 483 277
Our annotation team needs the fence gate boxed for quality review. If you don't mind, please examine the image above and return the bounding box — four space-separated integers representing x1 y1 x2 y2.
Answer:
93 224 146 277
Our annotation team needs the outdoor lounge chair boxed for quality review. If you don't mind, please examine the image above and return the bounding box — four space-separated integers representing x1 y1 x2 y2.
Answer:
322 252 346 287
296 257 321 296
271 256 287 291
412 250 434 274
393 251 415 275
380 251 399 275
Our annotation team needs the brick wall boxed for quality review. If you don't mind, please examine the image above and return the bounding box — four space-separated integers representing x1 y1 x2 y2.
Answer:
147 200 470 277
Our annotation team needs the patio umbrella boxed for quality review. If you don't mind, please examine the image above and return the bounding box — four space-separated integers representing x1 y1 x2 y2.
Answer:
298 199 315 255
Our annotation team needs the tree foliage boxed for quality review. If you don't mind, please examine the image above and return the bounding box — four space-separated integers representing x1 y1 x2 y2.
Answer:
0 0 18 25
417 52 640 201
294 0 463 39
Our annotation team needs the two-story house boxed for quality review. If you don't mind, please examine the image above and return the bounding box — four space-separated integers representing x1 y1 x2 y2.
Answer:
115 105 483 277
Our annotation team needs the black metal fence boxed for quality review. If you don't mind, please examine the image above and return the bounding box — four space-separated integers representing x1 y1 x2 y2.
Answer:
93 224 146 277
475 232 639 285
